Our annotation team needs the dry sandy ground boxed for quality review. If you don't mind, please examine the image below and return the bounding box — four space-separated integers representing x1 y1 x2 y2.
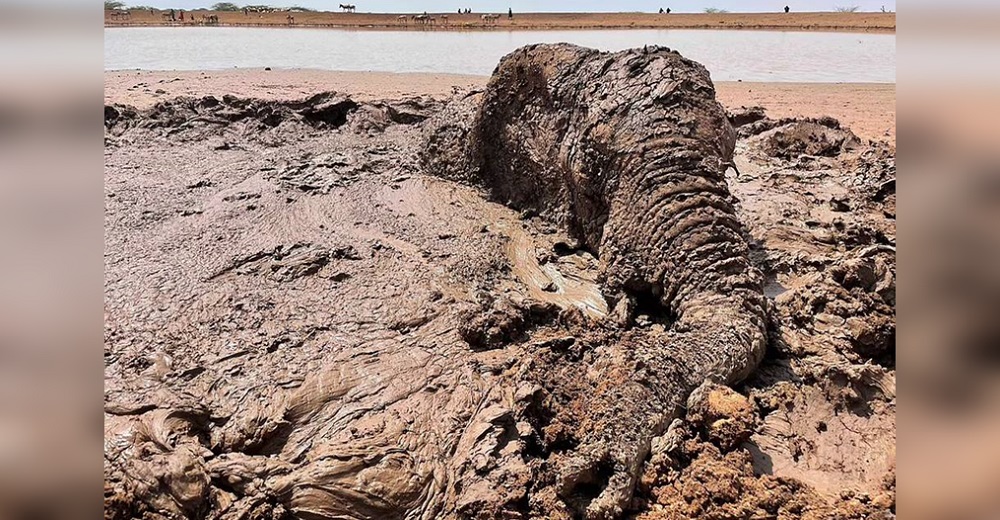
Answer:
106 10 895 32
716 82 896 144
104 69 896 143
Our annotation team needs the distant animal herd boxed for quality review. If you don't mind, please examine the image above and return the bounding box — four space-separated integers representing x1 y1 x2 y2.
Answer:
395 10 506 26
394 13 499 26
105 4 518 27
106 4 870 28
106 9 222 25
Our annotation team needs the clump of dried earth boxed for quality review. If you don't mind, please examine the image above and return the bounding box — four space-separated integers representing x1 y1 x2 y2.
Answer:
104 47 894 520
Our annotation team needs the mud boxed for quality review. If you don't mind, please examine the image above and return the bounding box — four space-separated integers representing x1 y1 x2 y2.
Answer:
105 45 895 520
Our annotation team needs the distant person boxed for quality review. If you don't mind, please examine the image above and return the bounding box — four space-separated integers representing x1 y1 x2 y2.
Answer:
458 8 462 14
659 7 664 13
179 10 184 21
784 5 790 13
169 8 175 21
666 7 671 13
508 7 513 19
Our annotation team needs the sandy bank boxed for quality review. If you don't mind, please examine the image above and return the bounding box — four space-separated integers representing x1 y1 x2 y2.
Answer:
105 11 895 33
104 69 895 143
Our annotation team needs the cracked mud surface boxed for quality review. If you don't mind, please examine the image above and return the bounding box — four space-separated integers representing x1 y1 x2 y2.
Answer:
105 46 895 520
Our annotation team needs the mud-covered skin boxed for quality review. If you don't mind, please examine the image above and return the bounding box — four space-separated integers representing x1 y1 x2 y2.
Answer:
424 44 767 518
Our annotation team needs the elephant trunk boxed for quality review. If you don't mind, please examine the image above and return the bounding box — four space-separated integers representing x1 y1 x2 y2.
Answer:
606 155 768 384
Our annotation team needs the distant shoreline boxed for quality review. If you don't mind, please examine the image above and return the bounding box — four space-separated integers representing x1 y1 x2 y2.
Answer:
104 11 896 33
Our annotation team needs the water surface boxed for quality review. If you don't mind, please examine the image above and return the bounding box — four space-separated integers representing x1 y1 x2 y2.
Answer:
105 27 895 83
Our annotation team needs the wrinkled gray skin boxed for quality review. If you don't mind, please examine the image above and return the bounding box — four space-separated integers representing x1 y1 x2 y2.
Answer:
423 43 768 518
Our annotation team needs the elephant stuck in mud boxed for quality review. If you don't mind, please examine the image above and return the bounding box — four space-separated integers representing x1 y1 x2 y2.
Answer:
104 44 768 520
422 43 768 518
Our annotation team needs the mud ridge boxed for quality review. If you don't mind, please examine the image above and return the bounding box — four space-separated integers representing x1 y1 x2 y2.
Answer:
104 92 445 147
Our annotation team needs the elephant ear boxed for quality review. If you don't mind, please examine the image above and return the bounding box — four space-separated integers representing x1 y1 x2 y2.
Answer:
473 47 586 222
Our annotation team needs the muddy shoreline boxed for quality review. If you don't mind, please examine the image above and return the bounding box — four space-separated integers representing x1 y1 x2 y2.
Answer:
105 11 896 33
105 70 896 143
104 56 895 519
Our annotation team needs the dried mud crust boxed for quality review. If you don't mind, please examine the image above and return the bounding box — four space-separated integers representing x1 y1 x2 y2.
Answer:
104 46 894 520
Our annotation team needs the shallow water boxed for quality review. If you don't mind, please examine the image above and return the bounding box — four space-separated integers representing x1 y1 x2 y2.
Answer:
105 27 895 83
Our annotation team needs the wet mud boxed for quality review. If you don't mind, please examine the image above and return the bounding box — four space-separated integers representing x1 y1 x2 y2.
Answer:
105 45 895 520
